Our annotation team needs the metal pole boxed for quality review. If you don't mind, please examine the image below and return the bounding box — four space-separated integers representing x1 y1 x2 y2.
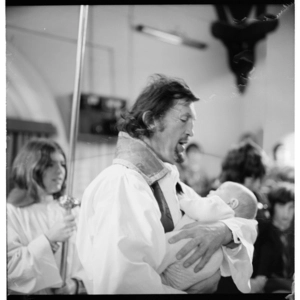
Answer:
60 5 89 285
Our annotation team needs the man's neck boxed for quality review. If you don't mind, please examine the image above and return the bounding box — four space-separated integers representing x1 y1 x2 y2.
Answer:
113 132 170 185
141 135 176 165
140 136 164 162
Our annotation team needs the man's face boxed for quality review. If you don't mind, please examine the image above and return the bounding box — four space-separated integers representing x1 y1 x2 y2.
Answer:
150 100 196 164
273 201 294 231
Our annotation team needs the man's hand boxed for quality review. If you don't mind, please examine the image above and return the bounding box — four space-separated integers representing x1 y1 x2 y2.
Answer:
168 221 233 272
185 270 221 294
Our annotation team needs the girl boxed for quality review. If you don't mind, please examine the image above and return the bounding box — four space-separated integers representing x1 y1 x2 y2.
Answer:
7 138 87 294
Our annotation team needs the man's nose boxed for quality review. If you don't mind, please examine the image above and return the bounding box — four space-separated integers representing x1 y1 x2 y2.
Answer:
186 121 194 137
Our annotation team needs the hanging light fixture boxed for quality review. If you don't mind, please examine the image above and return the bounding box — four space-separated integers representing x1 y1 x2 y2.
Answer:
135 24 207 49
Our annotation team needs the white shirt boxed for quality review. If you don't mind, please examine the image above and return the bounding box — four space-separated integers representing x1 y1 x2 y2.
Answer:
76 162 257 294
7 198 86 294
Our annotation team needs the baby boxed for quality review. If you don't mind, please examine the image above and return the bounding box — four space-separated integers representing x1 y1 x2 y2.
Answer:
158 181 258 293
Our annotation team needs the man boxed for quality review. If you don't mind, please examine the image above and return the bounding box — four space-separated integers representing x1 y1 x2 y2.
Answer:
76 74 257 294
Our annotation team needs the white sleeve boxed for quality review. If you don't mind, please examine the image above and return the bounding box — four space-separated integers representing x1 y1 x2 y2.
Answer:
77 168 185 294
7 206 62 293
220 217 258 293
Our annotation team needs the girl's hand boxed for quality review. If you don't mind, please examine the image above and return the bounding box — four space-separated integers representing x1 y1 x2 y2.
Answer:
45 213 76 243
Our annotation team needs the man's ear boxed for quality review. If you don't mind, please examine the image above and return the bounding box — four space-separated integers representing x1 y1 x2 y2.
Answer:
230 198 239 209
142 111 155 130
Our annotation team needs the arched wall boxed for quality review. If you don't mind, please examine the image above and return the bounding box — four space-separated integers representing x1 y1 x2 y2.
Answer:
6 42 68 151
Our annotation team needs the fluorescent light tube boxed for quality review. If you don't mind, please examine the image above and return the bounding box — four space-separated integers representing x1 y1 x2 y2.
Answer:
135 25 207 49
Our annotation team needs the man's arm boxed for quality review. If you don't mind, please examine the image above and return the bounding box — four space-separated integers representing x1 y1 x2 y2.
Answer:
169 182 257 274
168 220 236 272
167 217 257 293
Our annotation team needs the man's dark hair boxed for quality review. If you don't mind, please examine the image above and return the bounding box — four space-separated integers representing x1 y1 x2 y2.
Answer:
267 181 294 218
219 140 266 184
118 74 199 138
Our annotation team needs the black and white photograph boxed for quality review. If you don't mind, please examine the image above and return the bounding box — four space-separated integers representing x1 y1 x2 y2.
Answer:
4 1 296 298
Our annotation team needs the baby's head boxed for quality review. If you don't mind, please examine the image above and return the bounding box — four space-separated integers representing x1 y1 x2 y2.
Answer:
208 181 258 219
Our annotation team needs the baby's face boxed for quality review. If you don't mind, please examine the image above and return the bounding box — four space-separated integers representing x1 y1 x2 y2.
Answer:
207 182 235 204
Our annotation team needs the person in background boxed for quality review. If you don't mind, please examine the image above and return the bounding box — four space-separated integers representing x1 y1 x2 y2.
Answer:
76 74 257 294
179 143 211 197
261 140 295 198
7 138 88 295
214 140 268 293
250 181 294 294
218 140 269 222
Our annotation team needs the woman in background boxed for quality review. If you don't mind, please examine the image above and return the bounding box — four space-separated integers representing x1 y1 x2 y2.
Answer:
251 181 294 294
7 138 87 295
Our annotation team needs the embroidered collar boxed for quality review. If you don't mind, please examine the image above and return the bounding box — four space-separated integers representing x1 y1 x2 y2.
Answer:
113 132 170 185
